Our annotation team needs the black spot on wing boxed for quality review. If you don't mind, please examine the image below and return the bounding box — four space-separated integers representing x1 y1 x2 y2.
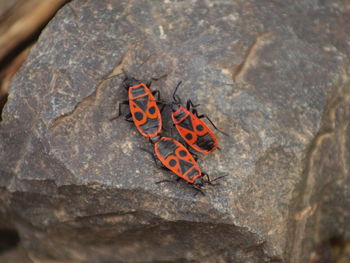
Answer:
196 124 204 131
149 106 156 114
179 150 187 157
185 133 193 140
169 159 177 167
134 112 143 121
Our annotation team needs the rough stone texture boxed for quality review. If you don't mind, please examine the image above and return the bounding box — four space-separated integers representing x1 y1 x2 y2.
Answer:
0 245 32 263
0 0 349 262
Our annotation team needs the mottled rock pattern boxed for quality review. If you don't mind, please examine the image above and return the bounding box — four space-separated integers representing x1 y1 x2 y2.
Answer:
0 0 349 262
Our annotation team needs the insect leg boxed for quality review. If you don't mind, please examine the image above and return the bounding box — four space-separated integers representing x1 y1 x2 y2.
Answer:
156 177 181 185
204 174 229 186
152 90 161 101
210 174 229 182
192 109 229 136
186 99 200 111
156 169 181 184
188 150 199 161
124 112 134 122
192 185 205 196
172 81 183 103
202 173 213 185
155 179 179 184
146 80 153 89
150 90 170 106
139 148 165 168
110 100 129 121
201 172 221 186
192 109 218 129
119 101 129 116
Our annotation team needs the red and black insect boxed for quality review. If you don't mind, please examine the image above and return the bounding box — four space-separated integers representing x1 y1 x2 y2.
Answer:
150 137 226 195
112 77 163 140
169 81 227 154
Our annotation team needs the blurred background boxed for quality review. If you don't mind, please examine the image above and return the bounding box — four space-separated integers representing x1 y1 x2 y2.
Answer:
0 0 68 122
0 1 68 261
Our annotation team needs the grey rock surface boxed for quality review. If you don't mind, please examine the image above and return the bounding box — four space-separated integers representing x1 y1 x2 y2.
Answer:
0 0 349 262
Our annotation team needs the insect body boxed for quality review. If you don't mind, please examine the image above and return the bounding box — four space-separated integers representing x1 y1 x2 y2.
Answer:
114 77 163 140
171 104 218 154
170 82 225 154
152 137 227 195
154 137 201 184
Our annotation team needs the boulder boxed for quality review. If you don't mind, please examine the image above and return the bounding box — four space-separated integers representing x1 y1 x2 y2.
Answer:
0 0 349 262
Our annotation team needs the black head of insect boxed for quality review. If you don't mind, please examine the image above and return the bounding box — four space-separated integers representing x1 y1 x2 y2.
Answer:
193 176 206 187
169 81 183 112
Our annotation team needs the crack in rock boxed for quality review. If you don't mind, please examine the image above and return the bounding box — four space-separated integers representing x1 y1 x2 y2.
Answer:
233 32 273 84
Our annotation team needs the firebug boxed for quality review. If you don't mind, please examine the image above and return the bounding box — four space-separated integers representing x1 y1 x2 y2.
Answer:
150 137 227 195
169 82 228 154
111 76 163 141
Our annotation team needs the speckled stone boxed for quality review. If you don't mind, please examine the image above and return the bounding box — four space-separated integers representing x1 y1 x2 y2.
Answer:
0 0 349 262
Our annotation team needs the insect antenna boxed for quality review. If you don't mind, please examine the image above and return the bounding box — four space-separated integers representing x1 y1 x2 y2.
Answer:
172 81 182 103
210 174 229 183
202 173 228 186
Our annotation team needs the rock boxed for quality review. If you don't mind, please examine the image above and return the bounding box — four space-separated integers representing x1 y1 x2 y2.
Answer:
0 245 32 263
0 0 349 262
